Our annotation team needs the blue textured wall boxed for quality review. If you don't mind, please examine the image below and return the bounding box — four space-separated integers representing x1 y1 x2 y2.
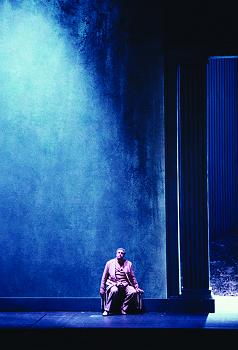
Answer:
0 0 166 298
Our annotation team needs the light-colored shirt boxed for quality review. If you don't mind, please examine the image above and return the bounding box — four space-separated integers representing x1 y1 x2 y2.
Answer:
115 264 128 286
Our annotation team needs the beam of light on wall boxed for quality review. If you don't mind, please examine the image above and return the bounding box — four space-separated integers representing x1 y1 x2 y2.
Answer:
0 0 114 296
0 0 108 220
0 0 101 203
0 0 91 143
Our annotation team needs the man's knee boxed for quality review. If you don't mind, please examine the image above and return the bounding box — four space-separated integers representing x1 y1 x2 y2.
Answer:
127 287 137 296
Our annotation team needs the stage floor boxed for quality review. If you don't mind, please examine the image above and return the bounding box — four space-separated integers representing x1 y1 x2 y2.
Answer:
0 296 238 349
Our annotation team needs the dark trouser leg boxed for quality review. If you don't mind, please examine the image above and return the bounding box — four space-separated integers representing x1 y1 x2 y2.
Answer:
121 285 137 313
104 286 119 313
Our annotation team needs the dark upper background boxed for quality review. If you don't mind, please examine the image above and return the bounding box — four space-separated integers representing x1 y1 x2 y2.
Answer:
120 0 238 54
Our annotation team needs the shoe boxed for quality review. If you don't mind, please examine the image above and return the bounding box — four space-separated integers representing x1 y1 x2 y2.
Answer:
121 310 127 315
102 311 109 316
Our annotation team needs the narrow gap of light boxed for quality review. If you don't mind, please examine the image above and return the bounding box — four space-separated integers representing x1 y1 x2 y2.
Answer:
176 65 182 293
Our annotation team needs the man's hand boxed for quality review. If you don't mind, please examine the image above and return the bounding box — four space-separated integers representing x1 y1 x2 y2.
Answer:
136 287 144 293
100 289 105 297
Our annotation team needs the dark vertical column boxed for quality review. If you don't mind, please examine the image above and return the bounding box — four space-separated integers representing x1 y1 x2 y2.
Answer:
164 55 180 297
178 61 214 306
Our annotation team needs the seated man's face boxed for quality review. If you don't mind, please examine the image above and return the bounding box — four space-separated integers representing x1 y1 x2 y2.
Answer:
116 250 125 260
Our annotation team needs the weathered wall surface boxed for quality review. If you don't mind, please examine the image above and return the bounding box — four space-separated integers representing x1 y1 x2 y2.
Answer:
0 0 166 298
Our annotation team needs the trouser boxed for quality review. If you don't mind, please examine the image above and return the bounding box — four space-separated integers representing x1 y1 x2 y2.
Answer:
104 284 138 313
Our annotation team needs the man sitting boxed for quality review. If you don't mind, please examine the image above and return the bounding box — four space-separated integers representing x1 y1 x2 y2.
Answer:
100 248 144 316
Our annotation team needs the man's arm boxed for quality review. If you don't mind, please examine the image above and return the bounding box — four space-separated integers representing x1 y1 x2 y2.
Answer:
99 261 109 295
129 263 144 293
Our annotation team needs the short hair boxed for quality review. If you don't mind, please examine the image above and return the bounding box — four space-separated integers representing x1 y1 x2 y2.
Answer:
116 247 126 254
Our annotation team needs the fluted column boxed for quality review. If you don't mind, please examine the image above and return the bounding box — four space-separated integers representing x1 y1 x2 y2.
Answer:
178 61 214 307
165 55 180 297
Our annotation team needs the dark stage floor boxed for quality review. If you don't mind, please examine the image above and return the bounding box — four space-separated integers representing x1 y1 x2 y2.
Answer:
0 297 238 349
